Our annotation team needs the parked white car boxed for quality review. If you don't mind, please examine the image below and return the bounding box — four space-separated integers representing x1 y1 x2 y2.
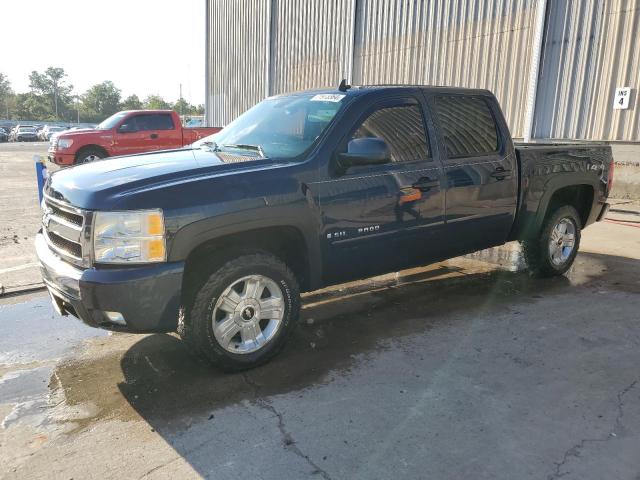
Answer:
40 126 68 141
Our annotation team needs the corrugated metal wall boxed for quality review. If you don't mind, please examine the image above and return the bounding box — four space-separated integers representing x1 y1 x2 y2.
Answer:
352 0 536 138
206 0 269 126
270 0 355 95
206 0 639 142
532 0 640 141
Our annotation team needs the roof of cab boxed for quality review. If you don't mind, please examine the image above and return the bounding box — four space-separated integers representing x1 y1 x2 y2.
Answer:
276 83 494 99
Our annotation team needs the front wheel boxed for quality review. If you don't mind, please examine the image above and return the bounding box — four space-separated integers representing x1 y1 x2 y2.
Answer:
76 147 105 164
179 252 300 371
521 205 582 277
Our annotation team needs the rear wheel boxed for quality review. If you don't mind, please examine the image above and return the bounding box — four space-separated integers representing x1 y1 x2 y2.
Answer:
179 252 300 371
521 205 582 277
76 147 105 164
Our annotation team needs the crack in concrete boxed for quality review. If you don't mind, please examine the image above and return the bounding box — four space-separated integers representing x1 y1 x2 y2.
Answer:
615 380 638 432
548 380 638 480
138 456 182 479
242 373 332 479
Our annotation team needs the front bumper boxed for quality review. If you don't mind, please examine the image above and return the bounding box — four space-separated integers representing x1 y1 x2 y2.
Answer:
36 232 184 332
47 151 75 166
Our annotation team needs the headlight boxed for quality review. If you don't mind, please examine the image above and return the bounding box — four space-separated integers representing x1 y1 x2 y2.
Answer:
58 139 73 149
93 209 166 264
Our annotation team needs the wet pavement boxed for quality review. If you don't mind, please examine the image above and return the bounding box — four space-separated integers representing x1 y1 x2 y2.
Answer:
1 219 640 479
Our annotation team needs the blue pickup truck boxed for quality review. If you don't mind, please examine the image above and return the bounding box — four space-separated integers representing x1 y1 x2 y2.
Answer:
37 84 613 370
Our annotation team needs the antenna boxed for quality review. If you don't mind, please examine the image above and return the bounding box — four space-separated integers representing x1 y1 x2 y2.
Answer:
338 79 351 92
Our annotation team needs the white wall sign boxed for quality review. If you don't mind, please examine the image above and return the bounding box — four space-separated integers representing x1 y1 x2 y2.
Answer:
614 87 631 109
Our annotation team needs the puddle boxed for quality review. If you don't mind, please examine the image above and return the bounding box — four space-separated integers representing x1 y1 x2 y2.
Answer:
0 296 106 431
0 296 107 365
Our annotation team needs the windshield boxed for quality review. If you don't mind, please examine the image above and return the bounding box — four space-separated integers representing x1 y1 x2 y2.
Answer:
96 112 128 130
194 92 347 159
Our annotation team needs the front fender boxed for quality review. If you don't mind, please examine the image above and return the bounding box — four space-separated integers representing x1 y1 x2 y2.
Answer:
167 205 323 290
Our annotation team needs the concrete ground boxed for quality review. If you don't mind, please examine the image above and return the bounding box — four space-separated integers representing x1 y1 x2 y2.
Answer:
1 213 639 479
0 142 51 295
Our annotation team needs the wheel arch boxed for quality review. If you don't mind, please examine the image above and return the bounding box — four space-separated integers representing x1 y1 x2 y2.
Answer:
177 223 318 311
514 174 598 240
75 145 109 163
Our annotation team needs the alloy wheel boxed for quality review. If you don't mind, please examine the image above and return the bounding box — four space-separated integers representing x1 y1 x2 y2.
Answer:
548 217 576 266
211 274 285 354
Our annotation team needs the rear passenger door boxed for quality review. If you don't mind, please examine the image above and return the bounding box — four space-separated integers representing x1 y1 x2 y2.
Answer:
317 96 446 283
429 94 517 253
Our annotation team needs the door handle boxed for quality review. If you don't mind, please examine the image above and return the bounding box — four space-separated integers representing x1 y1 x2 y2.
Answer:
490 167 511 180
150 133 158 139
413 177 439 190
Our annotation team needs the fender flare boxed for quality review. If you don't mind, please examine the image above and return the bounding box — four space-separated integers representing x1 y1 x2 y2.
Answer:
168 213 323 290
530 173 598 235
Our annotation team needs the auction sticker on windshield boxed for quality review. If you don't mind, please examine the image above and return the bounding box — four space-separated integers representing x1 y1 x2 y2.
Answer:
310 94 345 102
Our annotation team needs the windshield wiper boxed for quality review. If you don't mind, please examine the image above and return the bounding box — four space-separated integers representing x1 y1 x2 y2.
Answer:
199 140 221 151
221 143 266 158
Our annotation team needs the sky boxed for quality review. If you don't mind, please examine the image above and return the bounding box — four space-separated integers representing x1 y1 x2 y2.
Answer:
0 0 205 105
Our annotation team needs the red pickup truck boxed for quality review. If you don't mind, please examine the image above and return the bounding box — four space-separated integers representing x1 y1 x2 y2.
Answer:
48 110 221 166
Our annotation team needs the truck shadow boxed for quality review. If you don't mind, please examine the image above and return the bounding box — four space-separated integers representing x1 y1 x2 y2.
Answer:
51 249 638 476
113 251 635 421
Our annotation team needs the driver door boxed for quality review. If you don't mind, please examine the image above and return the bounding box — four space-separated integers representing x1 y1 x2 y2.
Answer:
315 96 446 283
112 115 148 156
112 113 180 156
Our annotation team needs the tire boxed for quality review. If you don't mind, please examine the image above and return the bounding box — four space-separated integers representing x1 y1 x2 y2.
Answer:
179 252 300 371
76 147 105 164
521 205 582 277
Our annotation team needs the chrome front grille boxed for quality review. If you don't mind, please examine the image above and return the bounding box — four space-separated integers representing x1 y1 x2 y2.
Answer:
49 203 83 226
43 195 91 267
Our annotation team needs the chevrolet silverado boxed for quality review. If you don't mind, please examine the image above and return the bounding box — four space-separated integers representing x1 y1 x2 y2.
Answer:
37 84 613 370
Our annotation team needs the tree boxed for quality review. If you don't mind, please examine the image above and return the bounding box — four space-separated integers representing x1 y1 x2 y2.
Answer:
144 94 171 110
81 81 122 122
121 94 143 110
0 73 13 118
13 93 51 120
173 98 191 116
28 67 73 120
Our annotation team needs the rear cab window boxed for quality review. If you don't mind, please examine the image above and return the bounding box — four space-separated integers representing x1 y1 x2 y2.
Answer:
433 96 499 158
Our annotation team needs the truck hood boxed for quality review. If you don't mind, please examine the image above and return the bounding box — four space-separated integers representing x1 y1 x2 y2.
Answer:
45 148 271 209
56 129 102 140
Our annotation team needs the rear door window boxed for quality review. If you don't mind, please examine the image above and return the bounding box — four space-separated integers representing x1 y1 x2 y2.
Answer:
133 114 175 131
149 114 175 130
434 96 499 158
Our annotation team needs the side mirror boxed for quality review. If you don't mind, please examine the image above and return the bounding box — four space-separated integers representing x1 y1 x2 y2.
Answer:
339 137 390 168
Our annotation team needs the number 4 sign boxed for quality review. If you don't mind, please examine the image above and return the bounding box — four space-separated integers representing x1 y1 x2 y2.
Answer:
614 87 631 109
